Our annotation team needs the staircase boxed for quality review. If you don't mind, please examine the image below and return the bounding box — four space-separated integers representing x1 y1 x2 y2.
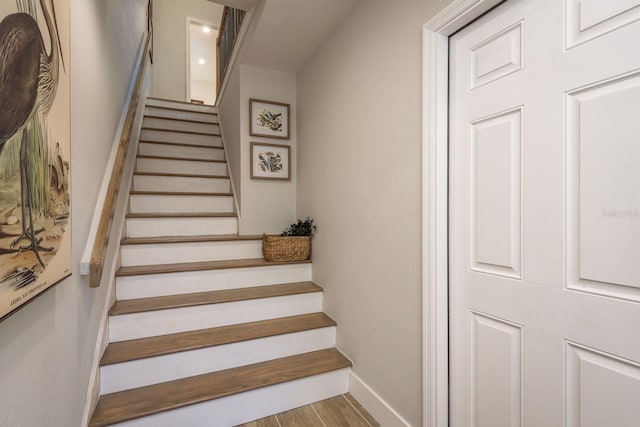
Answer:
89 98 351 427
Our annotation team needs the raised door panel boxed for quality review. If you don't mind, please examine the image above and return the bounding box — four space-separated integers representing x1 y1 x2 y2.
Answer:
469 22 523 89
470 108 522 279
566 342 640 427
566 0 640 47
566 72 640 302
469 312 522 427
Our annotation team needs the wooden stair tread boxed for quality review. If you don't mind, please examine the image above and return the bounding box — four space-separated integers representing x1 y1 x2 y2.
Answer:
142 126 221 137
137 154 226 163
139 139 224 150
116 258 309 276
126 212 237 219
144 104 218 115
130 191 233 197
100 313 336 365
121 234 261 245
89 348 351 427
147 96 215 108
109 282 321 316
144 114 219 125
134 172 229 179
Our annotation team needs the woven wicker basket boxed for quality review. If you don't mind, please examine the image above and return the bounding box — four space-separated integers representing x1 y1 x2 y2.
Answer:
262 234 311 262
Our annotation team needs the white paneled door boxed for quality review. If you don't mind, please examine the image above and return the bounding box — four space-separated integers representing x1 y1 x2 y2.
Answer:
449 0 640 426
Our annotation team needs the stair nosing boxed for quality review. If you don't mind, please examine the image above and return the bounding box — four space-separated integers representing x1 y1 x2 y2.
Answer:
89 348 351 427
121 234 262 245
141 126 222 137
144 104 218 115
144 114 220 125
100 313 337 366
109 281 322 316
129 191 233 197
147 96 216 108
134 172 230 179
125 212 237 219
137 154 226 163
116 258 309 277
139 139 224 150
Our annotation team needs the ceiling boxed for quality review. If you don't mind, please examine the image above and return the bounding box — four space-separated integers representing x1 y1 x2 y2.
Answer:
238 0 360 73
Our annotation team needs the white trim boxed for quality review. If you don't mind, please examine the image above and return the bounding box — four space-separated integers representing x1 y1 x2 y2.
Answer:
80 35 151 427
421 1 504 426
349 372 411 427
217 112 242 218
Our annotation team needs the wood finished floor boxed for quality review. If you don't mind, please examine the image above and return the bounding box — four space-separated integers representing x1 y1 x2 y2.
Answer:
237 394 380 427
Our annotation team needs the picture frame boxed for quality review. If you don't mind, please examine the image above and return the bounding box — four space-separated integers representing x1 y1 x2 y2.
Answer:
250 142 291 181
249 98 290 140
0 0 72 322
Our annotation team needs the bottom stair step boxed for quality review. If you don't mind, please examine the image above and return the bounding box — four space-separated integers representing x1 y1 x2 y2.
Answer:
89 348 352 427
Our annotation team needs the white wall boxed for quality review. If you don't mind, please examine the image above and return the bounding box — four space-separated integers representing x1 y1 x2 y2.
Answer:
238 65 297 234
296 0 452 425
218 66 243 211
191 79 217 104
152 0 223 102
0 1 147 426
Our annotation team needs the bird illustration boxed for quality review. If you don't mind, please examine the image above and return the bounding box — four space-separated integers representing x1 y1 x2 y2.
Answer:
0 0 64 267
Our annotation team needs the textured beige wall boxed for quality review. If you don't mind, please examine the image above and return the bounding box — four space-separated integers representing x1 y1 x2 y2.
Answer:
151 0 223 102
0 0 147 426
297 0 452 424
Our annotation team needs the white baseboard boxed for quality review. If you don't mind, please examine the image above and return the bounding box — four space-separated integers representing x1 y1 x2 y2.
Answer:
349 372 412 427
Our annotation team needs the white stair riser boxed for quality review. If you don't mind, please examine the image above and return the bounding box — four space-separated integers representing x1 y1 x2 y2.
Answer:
146 98 215 113
138 142 225 161
120 240 263 267
145 106 218 123
133 175 230 193
129 194 234 214
109 293 323 342
141 129 222 147
100 327 337 394
125 216 238 238
136 158 227 176
112 369 350 427
116 264 312 300
143 117 220 134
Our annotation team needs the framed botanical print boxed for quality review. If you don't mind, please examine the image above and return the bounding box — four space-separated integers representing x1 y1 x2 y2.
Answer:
250 142 290 181
249 98 290 140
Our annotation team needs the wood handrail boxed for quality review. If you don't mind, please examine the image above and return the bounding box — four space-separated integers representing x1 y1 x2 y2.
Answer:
89 34 152 287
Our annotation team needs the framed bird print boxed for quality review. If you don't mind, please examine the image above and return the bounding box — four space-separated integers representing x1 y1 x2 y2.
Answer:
249 99 290 140
0 0 71 322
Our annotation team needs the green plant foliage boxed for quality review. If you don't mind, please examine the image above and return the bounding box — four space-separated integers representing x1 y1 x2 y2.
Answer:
281 217 316 237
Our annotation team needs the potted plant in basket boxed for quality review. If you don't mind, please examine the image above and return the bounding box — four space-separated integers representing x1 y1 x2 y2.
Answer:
263 218 316 262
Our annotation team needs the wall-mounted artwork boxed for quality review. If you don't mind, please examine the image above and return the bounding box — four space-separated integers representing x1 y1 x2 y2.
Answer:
249 98 290 140
250 142 290 181
0 0 71 322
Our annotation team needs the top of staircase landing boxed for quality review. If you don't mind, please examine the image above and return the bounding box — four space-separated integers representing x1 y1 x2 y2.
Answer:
146 97 217 113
